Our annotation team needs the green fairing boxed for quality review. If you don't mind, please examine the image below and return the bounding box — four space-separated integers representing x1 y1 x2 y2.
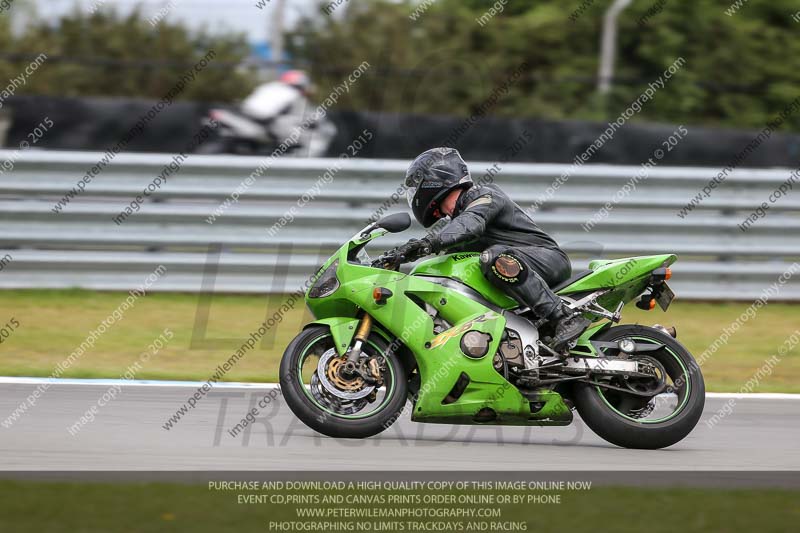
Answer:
307 317 395 355
570 254 677 312
411 253 518 309
303 228 675 427
306 317 360 355
566 254 676 293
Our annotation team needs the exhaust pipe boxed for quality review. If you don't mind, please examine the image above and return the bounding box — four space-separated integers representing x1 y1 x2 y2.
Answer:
653 324 677 338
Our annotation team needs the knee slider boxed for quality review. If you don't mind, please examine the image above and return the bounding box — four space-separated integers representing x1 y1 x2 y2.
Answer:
480 247 527 284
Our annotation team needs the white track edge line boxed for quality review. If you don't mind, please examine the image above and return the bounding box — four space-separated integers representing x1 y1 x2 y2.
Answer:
0 377 797 399
0 377 278 389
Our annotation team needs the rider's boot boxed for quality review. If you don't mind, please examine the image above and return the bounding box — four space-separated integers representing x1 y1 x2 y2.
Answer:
548 304 591 352
479 247 589 351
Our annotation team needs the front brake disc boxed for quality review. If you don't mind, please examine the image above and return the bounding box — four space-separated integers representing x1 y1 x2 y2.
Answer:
315 348 375 401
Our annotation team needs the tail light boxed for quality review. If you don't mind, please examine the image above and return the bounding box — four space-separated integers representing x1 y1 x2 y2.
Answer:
636 295 656 310
651 267 672 282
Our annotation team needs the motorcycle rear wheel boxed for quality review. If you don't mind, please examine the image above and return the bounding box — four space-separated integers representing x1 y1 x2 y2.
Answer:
574 324 705 449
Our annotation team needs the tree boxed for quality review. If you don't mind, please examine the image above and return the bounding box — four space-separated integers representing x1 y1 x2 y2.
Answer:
0 6 257 102
289 0 800 131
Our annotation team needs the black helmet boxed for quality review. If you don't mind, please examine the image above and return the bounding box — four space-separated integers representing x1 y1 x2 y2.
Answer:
405 147 472 227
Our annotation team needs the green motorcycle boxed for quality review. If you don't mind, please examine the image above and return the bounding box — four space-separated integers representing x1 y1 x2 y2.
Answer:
280 213 705 449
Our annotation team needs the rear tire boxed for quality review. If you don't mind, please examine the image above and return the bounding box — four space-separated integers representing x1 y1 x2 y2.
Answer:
280 325 408 439
574 324 705 449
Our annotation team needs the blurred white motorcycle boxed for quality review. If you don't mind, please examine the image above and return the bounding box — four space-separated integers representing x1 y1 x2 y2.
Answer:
199 70 337 157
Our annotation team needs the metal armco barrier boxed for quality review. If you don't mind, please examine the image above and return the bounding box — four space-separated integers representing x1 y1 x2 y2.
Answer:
1 150 798 300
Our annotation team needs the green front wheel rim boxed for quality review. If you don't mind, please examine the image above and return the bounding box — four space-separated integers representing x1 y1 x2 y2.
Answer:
296 333 396 420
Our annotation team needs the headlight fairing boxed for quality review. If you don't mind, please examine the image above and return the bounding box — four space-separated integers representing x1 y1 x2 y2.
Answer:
308 259 340 298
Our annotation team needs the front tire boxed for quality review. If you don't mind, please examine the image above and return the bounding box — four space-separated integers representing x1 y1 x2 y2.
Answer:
280 325 408 439
574 324 705 449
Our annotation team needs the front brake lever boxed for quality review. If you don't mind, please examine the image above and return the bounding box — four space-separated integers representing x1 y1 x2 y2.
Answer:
372 251 397 269
371 248 407 271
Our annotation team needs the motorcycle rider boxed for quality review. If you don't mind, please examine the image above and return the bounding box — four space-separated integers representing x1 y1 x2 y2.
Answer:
397 147 590 351
240 70 336 157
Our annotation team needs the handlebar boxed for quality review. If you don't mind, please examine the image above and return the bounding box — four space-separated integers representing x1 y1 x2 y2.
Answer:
371 249 405 270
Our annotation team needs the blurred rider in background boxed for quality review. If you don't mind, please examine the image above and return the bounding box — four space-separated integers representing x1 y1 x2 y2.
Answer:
240 70 337 157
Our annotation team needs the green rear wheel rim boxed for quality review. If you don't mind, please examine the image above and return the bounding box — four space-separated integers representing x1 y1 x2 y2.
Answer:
596 335 690 424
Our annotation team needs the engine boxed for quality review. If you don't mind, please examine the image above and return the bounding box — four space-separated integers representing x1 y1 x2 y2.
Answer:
495 329 525 370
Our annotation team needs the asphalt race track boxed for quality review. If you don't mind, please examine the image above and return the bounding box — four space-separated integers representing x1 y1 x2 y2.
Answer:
1 379 798 472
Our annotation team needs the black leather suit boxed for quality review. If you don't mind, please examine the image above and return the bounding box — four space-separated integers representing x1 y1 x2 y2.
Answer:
428 183 571 319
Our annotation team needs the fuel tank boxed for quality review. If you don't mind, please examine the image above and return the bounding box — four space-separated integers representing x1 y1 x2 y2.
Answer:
410 253 519 309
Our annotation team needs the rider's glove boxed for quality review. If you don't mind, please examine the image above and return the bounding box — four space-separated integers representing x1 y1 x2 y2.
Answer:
396 238 434 262
423 236 441 254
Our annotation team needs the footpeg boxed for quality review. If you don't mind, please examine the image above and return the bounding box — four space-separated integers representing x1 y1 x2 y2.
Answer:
537 340 564 358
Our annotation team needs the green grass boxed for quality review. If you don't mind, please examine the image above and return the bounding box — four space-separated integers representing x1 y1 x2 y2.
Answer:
0 480 798 533
0 289 798 392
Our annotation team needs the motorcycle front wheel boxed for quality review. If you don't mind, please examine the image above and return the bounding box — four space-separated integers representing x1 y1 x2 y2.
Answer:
574 324 705 449
280 325 408 439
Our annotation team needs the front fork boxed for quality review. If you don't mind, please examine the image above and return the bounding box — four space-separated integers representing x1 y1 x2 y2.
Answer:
343 313 381 380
